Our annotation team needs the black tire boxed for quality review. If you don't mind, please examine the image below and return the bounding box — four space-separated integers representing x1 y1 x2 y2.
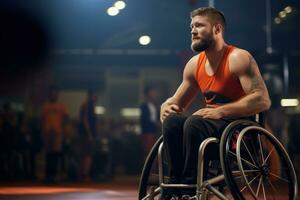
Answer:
220 120 298 200
138 136 163 200
220 120 258 200
236 126 298 200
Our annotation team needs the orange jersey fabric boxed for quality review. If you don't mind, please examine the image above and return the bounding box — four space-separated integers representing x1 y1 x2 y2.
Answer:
42 102 68 134
195 45 245 107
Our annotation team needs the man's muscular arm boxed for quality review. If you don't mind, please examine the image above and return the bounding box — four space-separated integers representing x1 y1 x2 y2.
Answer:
160 55 199 122
195 49 271 119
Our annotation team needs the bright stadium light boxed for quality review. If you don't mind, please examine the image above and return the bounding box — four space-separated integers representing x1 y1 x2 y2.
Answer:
284 6 292 14
94 106 106 115
107 7 119 16
121 108 141 118
139 35 151 45
114 1 126 10
279 11 287 18
281 99 299 107
274 17 281 24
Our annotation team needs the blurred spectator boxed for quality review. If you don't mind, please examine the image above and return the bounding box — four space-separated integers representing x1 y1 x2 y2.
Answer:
23 92 45 180
0 102 17 180
140 85 160 156
14 114 31 179
288 114 300 158
288 113 300 183
27 117 43 180
63 119 80 181
78 90 97 181
90 118 112 181
41 86 68 183
263 72 287 146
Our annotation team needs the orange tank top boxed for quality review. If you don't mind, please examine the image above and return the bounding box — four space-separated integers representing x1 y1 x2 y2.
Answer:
195 45 245 107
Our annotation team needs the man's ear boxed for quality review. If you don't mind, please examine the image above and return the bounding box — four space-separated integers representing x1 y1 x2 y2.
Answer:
214 24 222 34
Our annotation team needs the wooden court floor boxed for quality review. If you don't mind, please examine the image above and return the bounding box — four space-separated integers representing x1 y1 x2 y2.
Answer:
0 181 299 200
0 180 138 200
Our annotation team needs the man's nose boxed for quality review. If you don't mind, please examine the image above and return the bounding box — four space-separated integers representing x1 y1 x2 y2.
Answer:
191 27 197 34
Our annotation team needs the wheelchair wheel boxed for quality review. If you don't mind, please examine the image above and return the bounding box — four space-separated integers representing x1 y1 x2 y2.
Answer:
220 120 298 200
236 125 298 200
138 136 163 200
220 119 260 200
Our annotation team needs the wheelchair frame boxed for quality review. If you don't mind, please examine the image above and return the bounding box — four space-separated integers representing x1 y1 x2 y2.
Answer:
139 117 298 200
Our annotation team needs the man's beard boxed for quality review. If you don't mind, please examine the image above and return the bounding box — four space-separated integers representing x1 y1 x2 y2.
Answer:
191 35 214 52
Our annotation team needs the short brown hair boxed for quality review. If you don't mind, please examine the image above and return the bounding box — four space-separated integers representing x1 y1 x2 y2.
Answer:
191 7 226 28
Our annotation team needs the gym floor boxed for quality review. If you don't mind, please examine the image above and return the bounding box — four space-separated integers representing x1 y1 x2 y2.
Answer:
0 177 138 200
0 183 299 200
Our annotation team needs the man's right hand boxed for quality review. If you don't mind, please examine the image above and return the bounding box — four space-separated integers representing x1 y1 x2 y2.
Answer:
160 103 182 123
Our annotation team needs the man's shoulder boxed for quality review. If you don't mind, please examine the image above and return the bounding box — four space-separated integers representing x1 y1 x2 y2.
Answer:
228 47 252 74
229 47 250 60
185 54 201 71
188 53 200 64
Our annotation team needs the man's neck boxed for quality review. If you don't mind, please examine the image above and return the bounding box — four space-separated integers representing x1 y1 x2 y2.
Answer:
205 40 227 69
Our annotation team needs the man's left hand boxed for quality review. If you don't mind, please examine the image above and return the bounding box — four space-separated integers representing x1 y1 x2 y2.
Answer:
193 107 223 119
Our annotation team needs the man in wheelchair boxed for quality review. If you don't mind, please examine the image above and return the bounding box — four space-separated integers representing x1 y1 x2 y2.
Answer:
160 7 271 199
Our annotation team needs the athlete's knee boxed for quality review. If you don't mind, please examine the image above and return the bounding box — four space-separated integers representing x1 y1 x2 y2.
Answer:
183 115 206 136
162 113 186 136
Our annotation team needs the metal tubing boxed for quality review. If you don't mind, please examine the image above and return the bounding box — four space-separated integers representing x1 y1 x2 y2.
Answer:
197 137 219 197
158 142 164 184
205 183 228 200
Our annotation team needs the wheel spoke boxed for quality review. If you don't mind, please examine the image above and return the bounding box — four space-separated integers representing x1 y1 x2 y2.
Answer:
256 176 262 197
229 151 259 169
233 174 244 179
242 138 258 166
269 172 290 183
240 173 260 193
243 169 260 173
263 147 275 165
249 135 261 165
258 134 265 164
262 179 267 200
240 185 248 193
266 177 280 197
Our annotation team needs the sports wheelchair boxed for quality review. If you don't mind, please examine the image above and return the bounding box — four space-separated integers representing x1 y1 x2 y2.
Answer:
138 114 298 200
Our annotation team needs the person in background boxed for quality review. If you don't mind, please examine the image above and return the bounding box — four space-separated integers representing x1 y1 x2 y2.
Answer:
78 90 97 181
0 102 17 180
140 85 160 156
41 86 68 183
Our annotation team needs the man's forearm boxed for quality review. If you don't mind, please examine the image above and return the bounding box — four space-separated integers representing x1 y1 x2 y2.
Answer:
218 92 271 118
162 97 178 108
163 97 178 105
